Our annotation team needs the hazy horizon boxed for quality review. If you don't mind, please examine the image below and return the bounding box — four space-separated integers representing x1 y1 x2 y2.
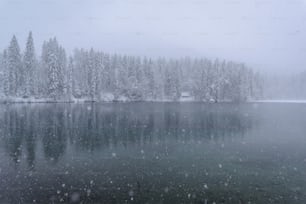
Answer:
1 0 306 74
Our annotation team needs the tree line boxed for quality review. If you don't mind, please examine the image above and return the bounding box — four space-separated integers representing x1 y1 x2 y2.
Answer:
0 32 263 102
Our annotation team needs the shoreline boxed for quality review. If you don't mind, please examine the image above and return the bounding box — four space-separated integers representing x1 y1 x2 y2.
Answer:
1 98 306 104
0 98 236 104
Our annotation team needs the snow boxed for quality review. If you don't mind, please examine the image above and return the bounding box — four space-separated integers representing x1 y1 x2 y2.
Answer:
0 97 91 103
116 96 129 102
5 97 301 104
0 97 65 103
181 92 191 97
0 33 263 103
72 98 91 103
179 91 194 102
250 100 306 104
99 92 115 102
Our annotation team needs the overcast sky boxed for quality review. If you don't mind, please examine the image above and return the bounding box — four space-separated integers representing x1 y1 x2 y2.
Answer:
1 0 306 73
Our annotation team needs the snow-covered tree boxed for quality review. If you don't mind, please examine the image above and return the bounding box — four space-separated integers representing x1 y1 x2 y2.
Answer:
88 48 98 100
23 32 36 97
1 32 263 102
66 57 74 100
0 50 9 96
41 38 67 100
7 35 22 97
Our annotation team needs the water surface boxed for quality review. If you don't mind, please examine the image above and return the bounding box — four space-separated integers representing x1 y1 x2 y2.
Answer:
0 103 306 203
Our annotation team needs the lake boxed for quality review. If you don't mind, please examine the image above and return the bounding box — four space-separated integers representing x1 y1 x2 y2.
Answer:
0 103 306 204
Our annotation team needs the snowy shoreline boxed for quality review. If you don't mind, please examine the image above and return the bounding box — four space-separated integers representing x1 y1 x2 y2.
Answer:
0 97 232 104
248 100 306 104
2 98 306 104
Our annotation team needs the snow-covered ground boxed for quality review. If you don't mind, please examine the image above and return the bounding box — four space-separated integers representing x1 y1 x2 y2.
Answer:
0 96 99 103
0 97 204 103
0 97 73 103
3 97 306 104
249 99 306 104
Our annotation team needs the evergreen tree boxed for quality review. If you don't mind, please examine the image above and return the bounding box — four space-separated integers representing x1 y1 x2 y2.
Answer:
7 35 22 96
41 38 66 100
88 48 97 100
58 46 67 96
67 57 74 100
0 32 263 102
23 32 36 97
1 50 9 96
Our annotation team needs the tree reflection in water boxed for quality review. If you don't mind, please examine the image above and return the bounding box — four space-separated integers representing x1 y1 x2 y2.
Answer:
0 103 255 168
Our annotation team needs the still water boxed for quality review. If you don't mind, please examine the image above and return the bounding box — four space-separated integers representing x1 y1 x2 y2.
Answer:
0 103 306 204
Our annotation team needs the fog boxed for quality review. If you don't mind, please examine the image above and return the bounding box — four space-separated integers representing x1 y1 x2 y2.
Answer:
1 2 306 203
1 0 306 74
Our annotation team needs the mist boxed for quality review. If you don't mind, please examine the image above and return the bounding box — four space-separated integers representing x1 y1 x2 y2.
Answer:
1 1 306 203
1 0 306 74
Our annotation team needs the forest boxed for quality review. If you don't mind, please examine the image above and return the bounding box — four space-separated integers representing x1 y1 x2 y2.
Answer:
0 32 264 102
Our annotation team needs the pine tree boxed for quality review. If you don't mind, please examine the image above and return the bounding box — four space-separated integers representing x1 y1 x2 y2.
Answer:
1 50 9 96
88 48 97 100
67 57 74 100
144 58 155 99
1 32 263 102
101 53 111 92
23 32 36 97
58 46 67 96
42 38 64 100
7 35 22 97
164 65 172 99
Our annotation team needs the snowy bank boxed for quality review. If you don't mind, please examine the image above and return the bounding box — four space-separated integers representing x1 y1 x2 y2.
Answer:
0 97 244 104
249 99 306 104
0 94 263 104
0 97 74 104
